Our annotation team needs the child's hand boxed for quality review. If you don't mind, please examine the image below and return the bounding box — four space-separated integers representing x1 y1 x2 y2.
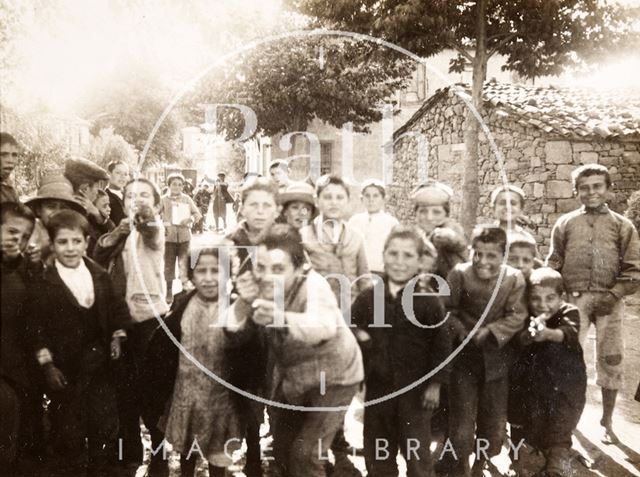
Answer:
421 382 440 410
114 218 131 237
251 299 275 326
235 271 259 303
110 337 123 360
431 227 456 247
472 327 491 346
532 323 564 343
592 292 617 316
77 192 101 219
43 363 67 391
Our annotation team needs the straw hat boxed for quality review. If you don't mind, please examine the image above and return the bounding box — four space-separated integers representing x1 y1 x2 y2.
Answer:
278 181 315 208
25 174 86 214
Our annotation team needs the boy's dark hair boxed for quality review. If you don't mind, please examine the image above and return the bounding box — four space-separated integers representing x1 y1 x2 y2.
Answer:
95 188 108 200
241 176 279 203
528 267 565 295
46 209 90 241
124 178 161 205
0 132 19 148
383 225 427 256
471 225 507 253
1 201 36 226
571 163 611 190
316 174 350 198
263 224 306 269
361 179 386 198
107 160 128 173
269 159 289 172
188 247 221 280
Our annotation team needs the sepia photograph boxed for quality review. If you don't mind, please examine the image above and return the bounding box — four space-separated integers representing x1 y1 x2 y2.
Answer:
1 1 640 476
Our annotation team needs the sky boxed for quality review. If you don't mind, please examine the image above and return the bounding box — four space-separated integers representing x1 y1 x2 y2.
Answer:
1 0 639 116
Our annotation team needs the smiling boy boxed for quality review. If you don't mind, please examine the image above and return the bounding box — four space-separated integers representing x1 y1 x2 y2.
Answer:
445 225 527 477
546 163 640 443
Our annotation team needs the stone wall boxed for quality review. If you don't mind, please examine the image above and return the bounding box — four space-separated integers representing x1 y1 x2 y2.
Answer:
387 88 640 254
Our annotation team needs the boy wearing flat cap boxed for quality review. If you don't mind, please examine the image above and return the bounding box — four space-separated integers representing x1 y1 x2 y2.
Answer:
63 158 111 256
411 180 468 280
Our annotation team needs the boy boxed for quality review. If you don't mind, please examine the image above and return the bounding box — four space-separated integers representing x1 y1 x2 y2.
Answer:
506 230 538 279
106 161 129 226
93 177 168 471
411 180 468 280
63 157 112 256
228 224 364 477
446 225 527 477
25 173 86 262
160 173 201 302
490 185 536 239
278 181 316 230
546 163 640 443
510 268 586 477
0 202 41 470
352 225 450 477
0 132 21 204
347 179 399 275
28 210 129 476
269 159 291 192
212 172 234 232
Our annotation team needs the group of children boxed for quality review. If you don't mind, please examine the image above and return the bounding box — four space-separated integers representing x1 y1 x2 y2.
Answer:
1 131 640 477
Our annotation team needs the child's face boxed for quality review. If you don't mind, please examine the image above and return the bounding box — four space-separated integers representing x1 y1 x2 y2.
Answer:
575 174 608 209
1 215 34 261
39 200 71 226
383 237 421 284
254 245 299 300
192 254 220 301
124 182 158 215
507 245 535 278
241 190 279 232
362 186 384 214
493 191 523 223
95 196 111 219
283 201 312 229
471 241 504 280
52 227 88 268
169 179 184 196
0 142 20 181
269 166 289 187
109 163 129 189
317 184 349 220
415 204 447 234
529 285 562 317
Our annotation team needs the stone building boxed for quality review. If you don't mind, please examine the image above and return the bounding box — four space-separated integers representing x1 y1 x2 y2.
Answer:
388 81 640 253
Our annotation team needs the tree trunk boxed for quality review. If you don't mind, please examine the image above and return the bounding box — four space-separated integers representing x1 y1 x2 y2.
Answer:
460 0 488 237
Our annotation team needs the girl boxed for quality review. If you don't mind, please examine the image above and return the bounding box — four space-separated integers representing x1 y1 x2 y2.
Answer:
143 248 242 477
277 181 316 230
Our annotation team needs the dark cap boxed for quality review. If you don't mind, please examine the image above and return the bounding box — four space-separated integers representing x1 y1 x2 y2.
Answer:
64 157 109 185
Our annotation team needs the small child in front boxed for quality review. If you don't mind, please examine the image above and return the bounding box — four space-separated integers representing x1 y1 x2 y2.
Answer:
29 210 129 475
445 225 527 477
510 268 586 477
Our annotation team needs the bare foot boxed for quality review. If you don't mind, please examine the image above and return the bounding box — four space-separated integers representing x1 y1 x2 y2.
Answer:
600 420 620 445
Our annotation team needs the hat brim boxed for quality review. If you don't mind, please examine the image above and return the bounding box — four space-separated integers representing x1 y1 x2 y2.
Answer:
279 193 315 208
25 196 87 215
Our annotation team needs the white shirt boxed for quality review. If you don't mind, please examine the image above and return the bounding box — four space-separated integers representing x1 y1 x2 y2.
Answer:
347 210 399 273
55 259 95 308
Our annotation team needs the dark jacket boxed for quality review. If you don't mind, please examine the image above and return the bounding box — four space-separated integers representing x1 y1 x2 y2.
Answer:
1 256 42 390
511 303 586 408
28 257 131 380
106 188 126 226
351 276 451 397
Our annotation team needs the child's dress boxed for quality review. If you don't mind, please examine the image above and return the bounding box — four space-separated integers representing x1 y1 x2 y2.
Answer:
161 294 242 467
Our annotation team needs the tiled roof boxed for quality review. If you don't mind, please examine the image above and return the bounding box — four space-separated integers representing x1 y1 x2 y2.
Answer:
395 81 640 140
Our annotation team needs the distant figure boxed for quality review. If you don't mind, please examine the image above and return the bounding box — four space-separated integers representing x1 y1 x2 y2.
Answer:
212 173 234 232
105 161 129 226
193 183 212 233
269 159 291 192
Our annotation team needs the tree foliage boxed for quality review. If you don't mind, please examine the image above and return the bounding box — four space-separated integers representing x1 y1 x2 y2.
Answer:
183 32 414 141
290 0 638 232
87 127 137 171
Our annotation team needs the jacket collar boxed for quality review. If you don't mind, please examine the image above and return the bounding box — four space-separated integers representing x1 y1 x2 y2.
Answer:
581 203 610 215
